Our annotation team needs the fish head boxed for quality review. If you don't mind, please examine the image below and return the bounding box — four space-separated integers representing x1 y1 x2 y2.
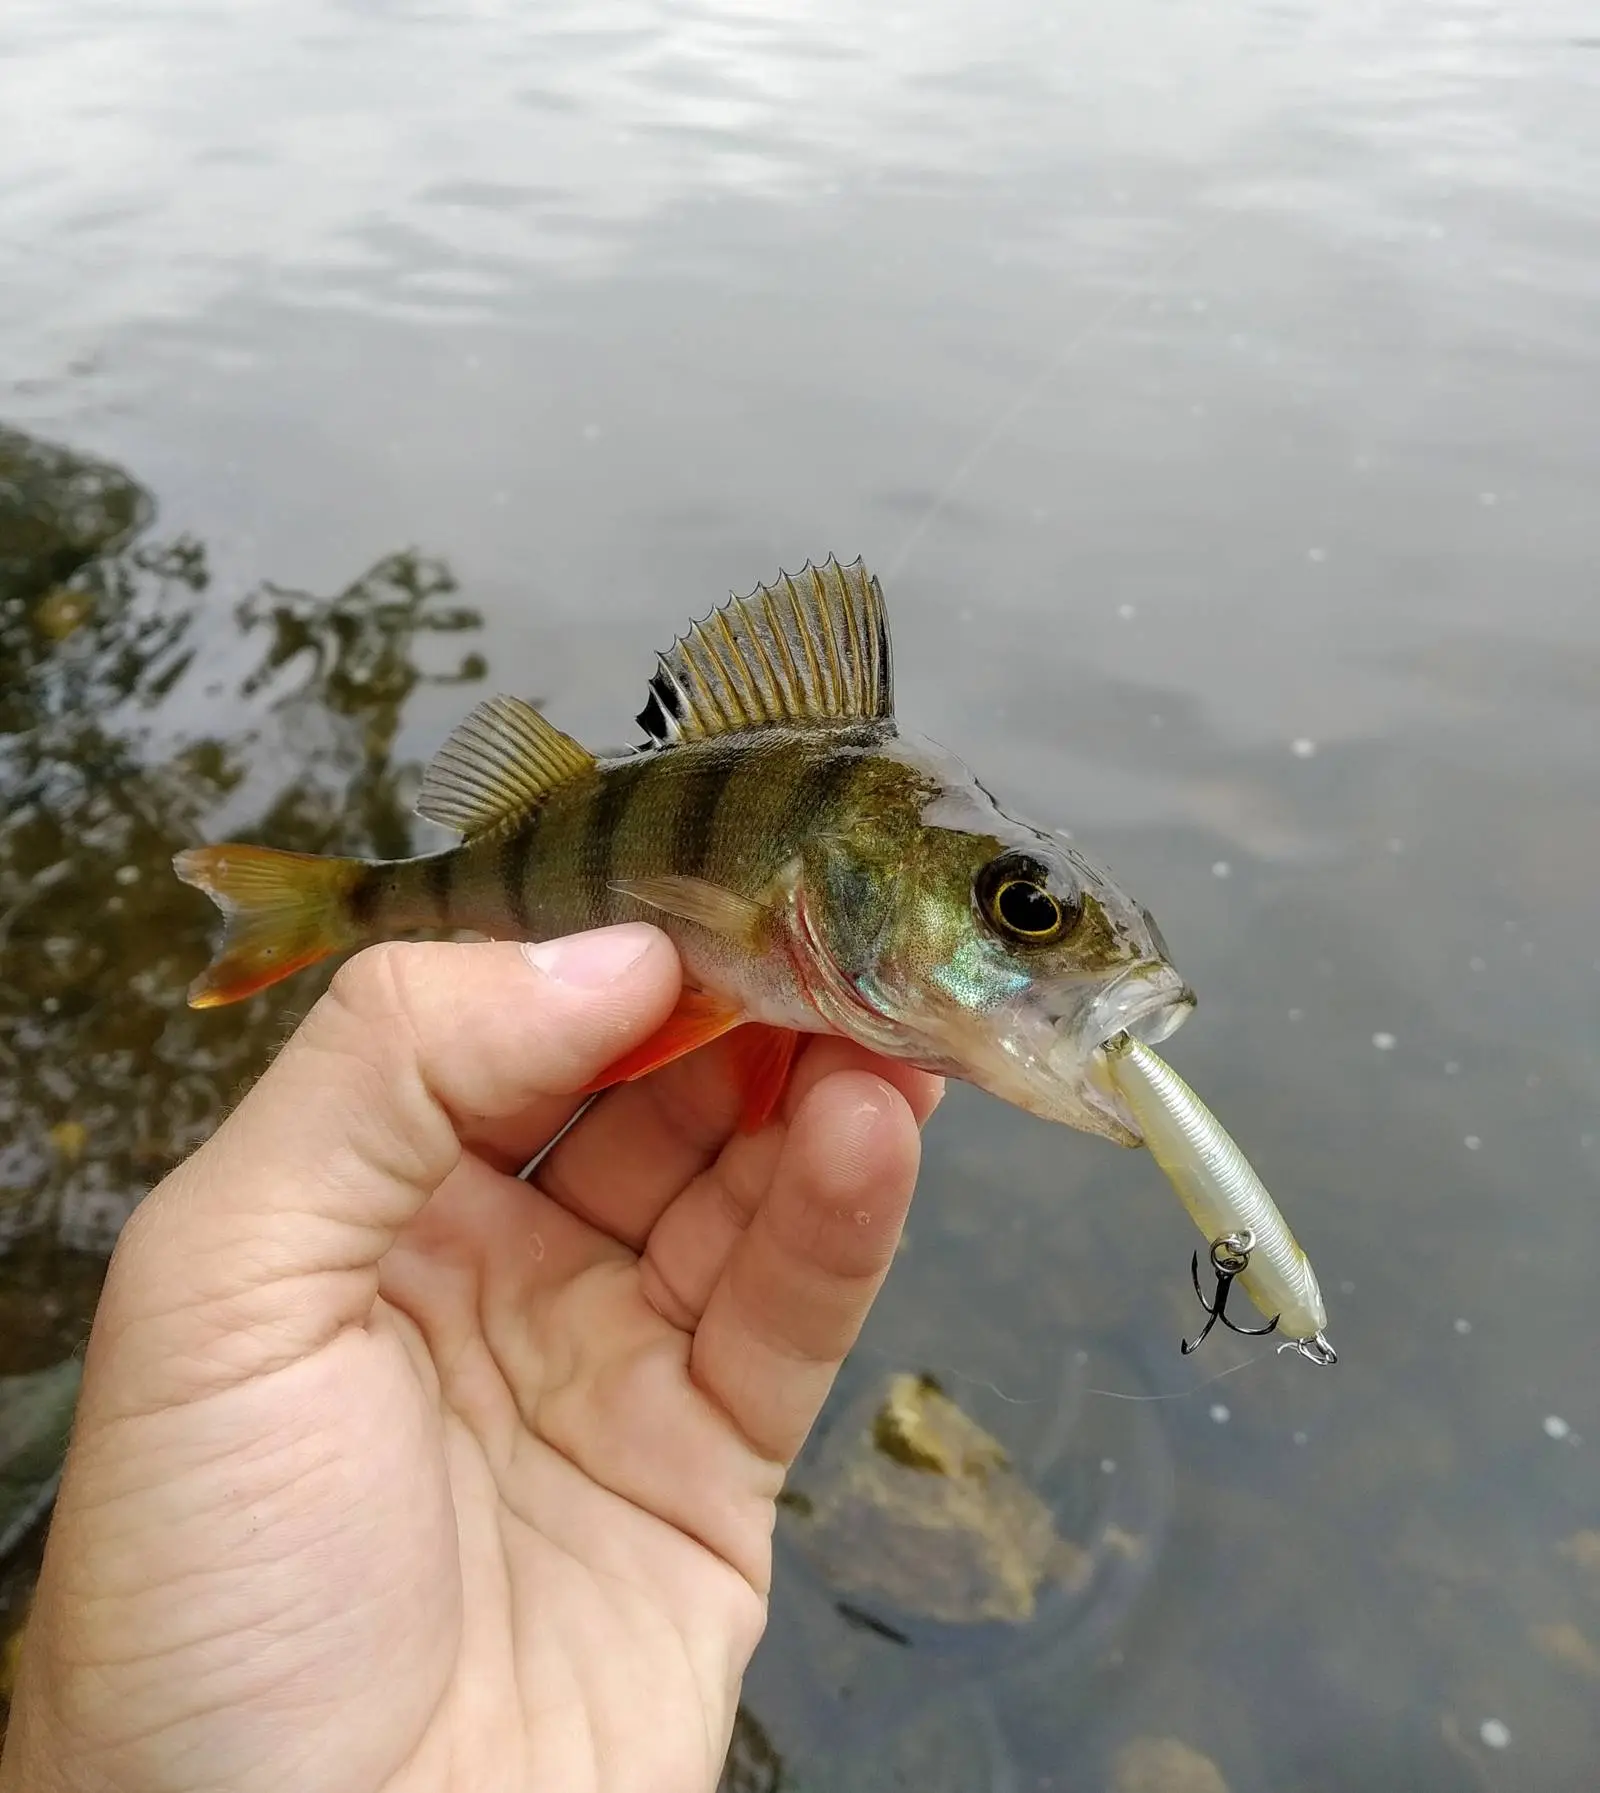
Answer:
792 738 1193 1143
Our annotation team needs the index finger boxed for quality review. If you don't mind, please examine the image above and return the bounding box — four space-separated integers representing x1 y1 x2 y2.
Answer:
689 1069 922 1469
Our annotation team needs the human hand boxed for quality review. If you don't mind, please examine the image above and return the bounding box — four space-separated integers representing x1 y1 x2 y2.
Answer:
0 927 939 1793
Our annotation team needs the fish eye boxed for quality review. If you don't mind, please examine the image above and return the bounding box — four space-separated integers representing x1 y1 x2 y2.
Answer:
975 853 1080 945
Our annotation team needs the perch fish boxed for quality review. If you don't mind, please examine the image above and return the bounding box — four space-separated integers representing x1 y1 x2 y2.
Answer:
175 557 1194 1136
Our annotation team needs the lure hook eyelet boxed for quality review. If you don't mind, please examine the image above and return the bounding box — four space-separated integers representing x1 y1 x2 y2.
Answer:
1181 1230 1281 1356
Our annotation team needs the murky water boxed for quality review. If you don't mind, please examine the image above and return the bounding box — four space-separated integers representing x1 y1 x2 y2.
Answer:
4 2 1599 1786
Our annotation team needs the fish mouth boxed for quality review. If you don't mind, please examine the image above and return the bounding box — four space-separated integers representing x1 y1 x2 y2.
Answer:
1076 966 1195 1139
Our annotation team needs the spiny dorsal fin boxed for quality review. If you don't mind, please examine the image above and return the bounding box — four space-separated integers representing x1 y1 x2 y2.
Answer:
417 694 595 836
636 555 894 746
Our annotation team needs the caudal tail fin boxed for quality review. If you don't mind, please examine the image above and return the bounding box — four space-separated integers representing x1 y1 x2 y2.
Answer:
173 843 367 1008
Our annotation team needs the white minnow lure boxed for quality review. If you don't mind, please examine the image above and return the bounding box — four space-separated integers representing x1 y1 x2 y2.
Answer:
1104 1033 1337 1367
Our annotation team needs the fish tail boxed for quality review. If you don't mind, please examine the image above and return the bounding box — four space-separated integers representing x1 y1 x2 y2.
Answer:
173 843 369 1008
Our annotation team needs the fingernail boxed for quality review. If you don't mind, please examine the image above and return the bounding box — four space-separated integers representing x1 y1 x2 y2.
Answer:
521 925 656 988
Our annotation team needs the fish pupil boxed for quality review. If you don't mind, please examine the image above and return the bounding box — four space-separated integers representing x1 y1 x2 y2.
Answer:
997 879 1060 937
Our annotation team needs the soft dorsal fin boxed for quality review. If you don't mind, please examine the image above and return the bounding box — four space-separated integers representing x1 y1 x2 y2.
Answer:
636 555 894 746
417 694 595 836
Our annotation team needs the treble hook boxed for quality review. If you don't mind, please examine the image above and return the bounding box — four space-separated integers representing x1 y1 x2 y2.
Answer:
1181 1229 1281 1356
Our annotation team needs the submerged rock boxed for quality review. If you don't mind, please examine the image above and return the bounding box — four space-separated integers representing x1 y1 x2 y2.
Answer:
782 1372 1090 1627
719 1707 785 1792
1110 1735 1232 1793
1530 1620 1600 1682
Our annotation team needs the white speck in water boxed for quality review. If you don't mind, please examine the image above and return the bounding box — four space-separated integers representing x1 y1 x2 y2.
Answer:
1387 836 1405 853
1464 1135 1482 1151
1372 1031 1396 1051
491 488 509 507
1100 1458 1117 1474
1479 1720 1511 1751
1543 1415 1571 1440
1307 546 1327 563
1582 1133 1595 1150
1520 939 1535 957
1478 491 1499 506
1074 1348 1090 1366
1454 1318 1472 1335
1292 1430 1309 1446
114 864 140 886
1291 737 1317 758
1445 1060 1461 1075
1211 860 1231 879
1117 602 1137 620
1149 713 1165 729
1469 955 1486 972
1339 1280 1356 1295
1209 1403 1231 1425
581 422 601 442
1525 1072 1540 1089
42 996 60 1014
1287 1007 1303 1021
957 606 975 623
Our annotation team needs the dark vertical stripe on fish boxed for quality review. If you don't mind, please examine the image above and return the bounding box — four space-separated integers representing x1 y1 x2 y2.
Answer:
499 816 537 931
792 741 864 838
348 866 383 929
678 748 735 881
584 755 651 919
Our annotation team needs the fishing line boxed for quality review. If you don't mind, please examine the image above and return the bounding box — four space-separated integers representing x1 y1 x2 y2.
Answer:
935 1346 1269 1404
885 215 1226 583
853 1345 1042 1407
1082 1350 1267 1402
855 1340 1267 1406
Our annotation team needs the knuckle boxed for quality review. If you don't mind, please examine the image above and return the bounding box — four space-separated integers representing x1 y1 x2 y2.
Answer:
299 945 455 1191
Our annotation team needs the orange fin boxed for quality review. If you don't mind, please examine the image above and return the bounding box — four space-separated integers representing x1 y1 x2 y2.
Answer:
578 987 743 1094
728 1024 800 1133
173 844 364 1007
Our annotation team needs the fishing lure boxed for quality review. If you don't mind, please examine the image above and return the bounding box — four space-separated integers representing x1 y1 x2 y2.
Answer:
1102 1033 1337 1366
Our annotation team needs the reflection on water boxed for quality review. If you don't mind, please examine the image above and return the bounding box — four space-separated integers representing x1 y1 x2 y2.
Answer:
0 422 484 1709
3 0 1599 1786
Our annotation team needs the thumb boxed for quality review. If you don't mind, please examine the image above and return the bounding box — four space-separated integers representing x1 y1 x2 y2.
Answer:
92 927 680 1405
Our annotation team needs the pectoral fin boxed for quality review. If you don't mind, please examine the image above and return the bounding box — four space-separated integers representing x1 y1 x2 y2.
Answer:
610 875 767 944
